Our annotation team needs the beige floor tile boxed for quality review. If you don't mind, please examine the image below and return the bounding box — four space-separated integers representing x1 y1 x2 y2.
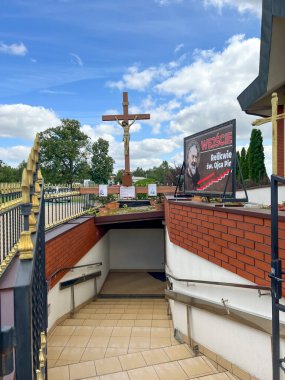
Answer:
82 319 102 327
100 371 130 380
178 357 217 378
73 326 94 336
56 360 79 366
129 336 150 349
62 319 85 326
59 347 85 361
105 348 128 358
52 326 76 336
111 327 132 337
152 314 170 320
142 348 170 366
151 328 171 338
69 360 96 380
100 320 118 327
47 359 57 368
92 327 114 336
140 309 154 314
137 314 153 320
106 313 123 320
48 346 64 360
48 365 69 380
116 320 135 327
131 327 151 337
74 313 91 319
66 335 90 347
128 365 160 380
128 348 148 354
121 313 138 320
152 320 171 328
89 314 107 320
81 377 99 380
95 309 111 314
80 347 106 361
95 356 122 376
49 335 70 347
119 352 146 371
153 361 188 380
135 320 152 327
199 373 233 380
232 364 251 380
108 336 130 349
88 336 110 348
164 345 194 361
151 337 172 349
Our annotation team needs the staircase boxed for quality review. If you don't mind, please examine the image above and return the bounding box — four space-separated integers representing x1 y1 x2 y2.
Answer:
47 298 237 379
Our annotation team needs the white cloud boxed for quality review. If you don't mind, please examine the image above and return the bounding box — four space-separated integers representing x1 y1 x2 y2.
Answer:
155 0 184 5
203 0 261 16
174 43 184 54
0 146 30 167
107 63 176 91
156 34 261 140
0 104 60 140
70 53 83 66
0 42 28 56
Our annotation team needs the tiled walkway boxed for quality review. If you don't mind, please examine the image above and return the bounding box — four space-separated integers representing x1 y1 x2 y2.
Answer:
47 298 238 380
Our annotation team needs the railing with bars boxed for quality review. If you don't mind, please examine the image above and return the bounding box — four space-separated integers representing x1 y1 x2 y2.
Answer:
0 134 48 379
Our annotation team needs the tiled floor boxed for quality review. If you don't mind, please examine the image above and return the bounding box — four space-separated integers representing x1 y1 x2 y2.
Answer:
48 298 238 380
100 272 166 295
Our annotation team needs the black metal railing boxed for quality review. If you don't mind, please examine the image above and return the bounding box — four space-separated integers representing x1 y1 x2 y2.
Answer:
270 175 285 380
44 189 93 230
0 134 48 379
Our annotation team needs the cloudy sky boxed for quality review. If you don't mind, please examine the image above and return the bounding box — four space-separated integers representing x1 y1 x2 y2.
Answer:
0 0 272 174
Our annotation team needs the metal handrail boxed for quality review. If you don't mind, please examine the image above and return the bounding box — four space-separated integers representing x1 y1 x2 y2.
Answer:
166 271 271 292
47 262 103 284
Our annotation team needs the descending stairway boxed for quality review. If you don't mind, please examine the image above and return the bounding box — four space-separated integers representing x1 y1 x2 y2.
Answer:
47 298 238 380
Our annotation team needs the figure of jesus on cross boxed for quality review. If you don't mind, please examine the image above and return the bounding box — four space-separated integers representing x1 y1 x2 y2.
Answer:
102 92 150 186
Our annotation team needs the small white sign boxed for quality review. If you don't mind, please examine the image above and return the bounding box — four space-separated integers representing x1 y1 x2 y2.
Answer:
148 184 157 196
120 186 136 199
99 184 108 197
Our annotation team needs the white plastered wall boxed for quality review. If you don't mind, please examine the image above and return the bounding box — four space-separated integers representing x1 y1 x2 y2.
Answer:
48 234 110 330
109 229 164 270
166 229 285 380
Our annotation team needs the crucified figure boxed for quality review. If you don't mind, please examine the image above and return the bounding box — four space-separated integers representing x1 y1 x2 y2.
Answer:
115 116 137 155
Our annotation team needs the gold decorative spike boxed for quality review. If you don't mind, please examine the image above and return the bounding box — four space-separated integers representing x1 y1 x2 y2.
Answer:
26 156 34 185
35 180 41 196
37 169 43 181
29 211 37 233
18 230 34 260
32 194 40 213
39 348 45 369
36 369 43 380
30 149 36 173
21 168 30 204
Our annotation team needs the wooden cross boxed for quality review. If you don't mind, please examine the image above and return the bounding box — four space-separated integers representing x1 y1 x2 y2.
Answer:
102 92 150 186
252 92 285 175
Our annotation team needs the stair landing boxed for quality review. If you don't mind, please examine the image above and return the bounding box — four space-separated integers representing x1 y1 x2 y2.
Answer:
47 298 238 380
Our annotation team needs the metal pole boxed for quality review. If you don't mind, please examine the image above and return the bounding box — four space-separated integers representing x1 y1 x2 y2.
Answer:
271 175 280 380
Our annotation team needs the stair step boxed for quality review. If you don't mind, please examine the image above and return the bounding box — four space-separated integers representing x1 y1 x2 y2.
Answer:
47 297 231 380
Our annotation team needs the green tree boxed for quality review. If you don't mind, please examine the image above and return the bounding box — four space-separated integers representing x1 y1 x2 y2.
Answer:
240 147 249 180
40 119 91 186
133 167 146 177
247 129 268 184
0 161 24 182
146 160 171 185
114 169 123 184
90 138 114 184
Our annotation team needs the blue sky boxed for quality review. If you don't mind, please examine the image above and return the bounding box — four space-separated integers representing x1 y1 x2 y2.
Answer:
1 0 271 174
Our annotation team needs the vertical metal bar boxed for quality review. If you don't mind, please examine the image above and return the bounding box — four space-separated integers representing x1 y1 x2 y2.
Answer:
271 175 280 380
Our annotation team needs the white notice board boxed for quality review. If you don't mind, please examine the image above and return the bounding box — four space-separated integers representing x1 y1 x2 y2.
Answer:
120 186 136 199
99 184 108 197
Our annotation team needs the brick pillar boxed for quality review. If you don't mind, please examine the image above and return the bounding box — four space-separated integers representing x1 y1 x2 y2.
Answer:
277 105 285 177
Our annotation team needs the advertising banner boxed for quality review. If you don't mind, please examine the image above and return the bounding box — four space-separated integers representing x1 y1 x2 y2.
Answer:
184 120 236 196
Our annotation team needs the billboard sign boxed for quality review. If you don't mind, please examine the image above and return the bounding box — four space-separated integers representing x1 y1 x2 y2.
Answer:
184 120 236 196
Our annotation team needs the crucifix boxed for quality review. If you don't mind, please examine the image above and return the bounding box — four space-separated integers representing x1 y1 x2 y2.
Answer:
102 92 150 186
252 92 285 176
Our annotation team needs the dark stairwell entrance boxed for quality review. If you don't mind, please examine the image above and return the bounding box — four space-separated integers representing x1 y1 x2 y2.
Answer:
96 216 166 298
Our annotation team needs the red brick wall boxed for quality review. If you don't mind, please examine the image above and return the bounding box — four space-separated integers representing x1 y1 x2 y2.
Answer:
46 217 106 288
166 200 285 288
